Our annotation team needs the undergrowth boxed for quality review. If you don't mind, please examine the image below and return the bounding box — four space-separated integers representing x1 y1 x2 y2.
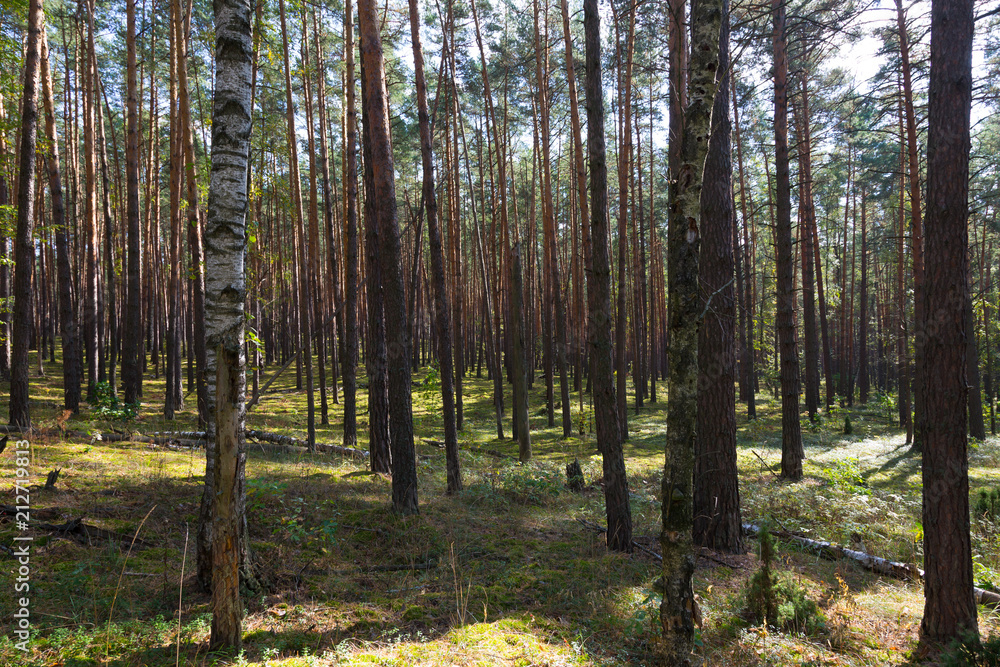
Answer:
3 358 1000 666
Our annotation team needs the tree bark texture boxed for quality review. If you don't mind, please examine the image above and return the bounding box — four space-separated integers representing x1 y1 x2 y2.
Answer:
772 0 803 480
9 0 43 429
694 8 741 555
205 0 254 648
918 0 977 647
123 0 143 405
358 0 419 514
40 28 81 414
583 0 631 555
407 0 461 492
660 0 722 660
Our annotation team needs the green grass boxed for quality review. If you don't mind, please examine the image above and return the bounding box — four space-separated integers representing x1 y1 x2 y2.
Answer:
2 353 1000 665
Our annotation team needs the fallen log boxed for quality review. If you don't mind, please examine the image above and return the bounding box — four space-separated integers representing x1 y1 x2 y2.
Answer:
309 561 440 576
33 517 151 550
743 523 1000 608
89 432 206 448
1 505 60 520
245 429 369 460
147 431 208 440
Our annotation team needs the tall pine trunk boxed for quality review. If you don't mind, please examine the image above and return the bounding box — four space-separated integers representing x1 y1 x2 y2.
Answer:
407 0 461 492
584 0 631 554
9 0 44 428
41 28 81 413
694 7 741 554
918 0 976 647
123 0 142 404
772 0 803 480
358 0 419 514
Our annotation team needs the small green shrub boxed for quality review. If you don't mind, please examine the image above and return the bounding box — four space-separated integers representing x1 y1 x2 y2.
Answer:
975 487 1000 520
744 524 826 635
843 414 853 435
826 457 867 494
90 381 139 431
466 463 563 506
942 631 1000 666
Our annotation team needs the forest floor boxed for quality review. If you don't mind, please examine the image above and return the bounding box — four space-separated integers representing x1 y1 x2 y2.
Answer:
2 356 1000 666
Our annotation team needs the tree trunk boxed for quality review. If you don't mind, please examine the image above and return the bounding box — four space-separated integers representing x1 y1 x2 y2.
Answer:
510 242 531 462
584 0 631 554
9 0 44 428
175 0 207 427
896 0 925 452
732 73 755 420
614 1 636 440
858 191 870 403
278 0 315 449
407 0 461 491
313 9 346 420
123 0 142 404
896 102 912 441
359 0 419 514
301 11 328 426
83 0 100 403
772 0 803 480
534 0 571 439
41 28 81 414
205 0 254 649
917 0 977 647
694 10 741 554
794 91 819 420
343 0 361 453
659 0 723 658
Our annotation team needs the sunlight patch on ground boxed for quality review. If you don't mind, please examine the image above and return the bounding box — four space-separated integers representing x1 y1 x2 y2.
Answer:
339 618 592 666
808 433 909 467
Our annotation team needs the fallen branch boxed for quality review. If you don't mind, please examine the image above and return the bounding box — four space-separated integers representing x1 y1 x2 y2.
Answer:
1 505 60 520
467 446 516 460
751 450 779 478
743 523 1000 608
33 517 151 550
307 561 439 577
90 432 206 448
246 429 369 460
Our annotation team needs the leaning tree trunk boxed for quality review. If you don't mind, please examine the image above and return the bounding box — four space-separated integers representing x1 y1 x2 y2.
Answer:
693 8 741 555
205 0 254 651
584 0 631 554
9 0 44 429
358 0 419 514
918 0 978 648
772 0 803 480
